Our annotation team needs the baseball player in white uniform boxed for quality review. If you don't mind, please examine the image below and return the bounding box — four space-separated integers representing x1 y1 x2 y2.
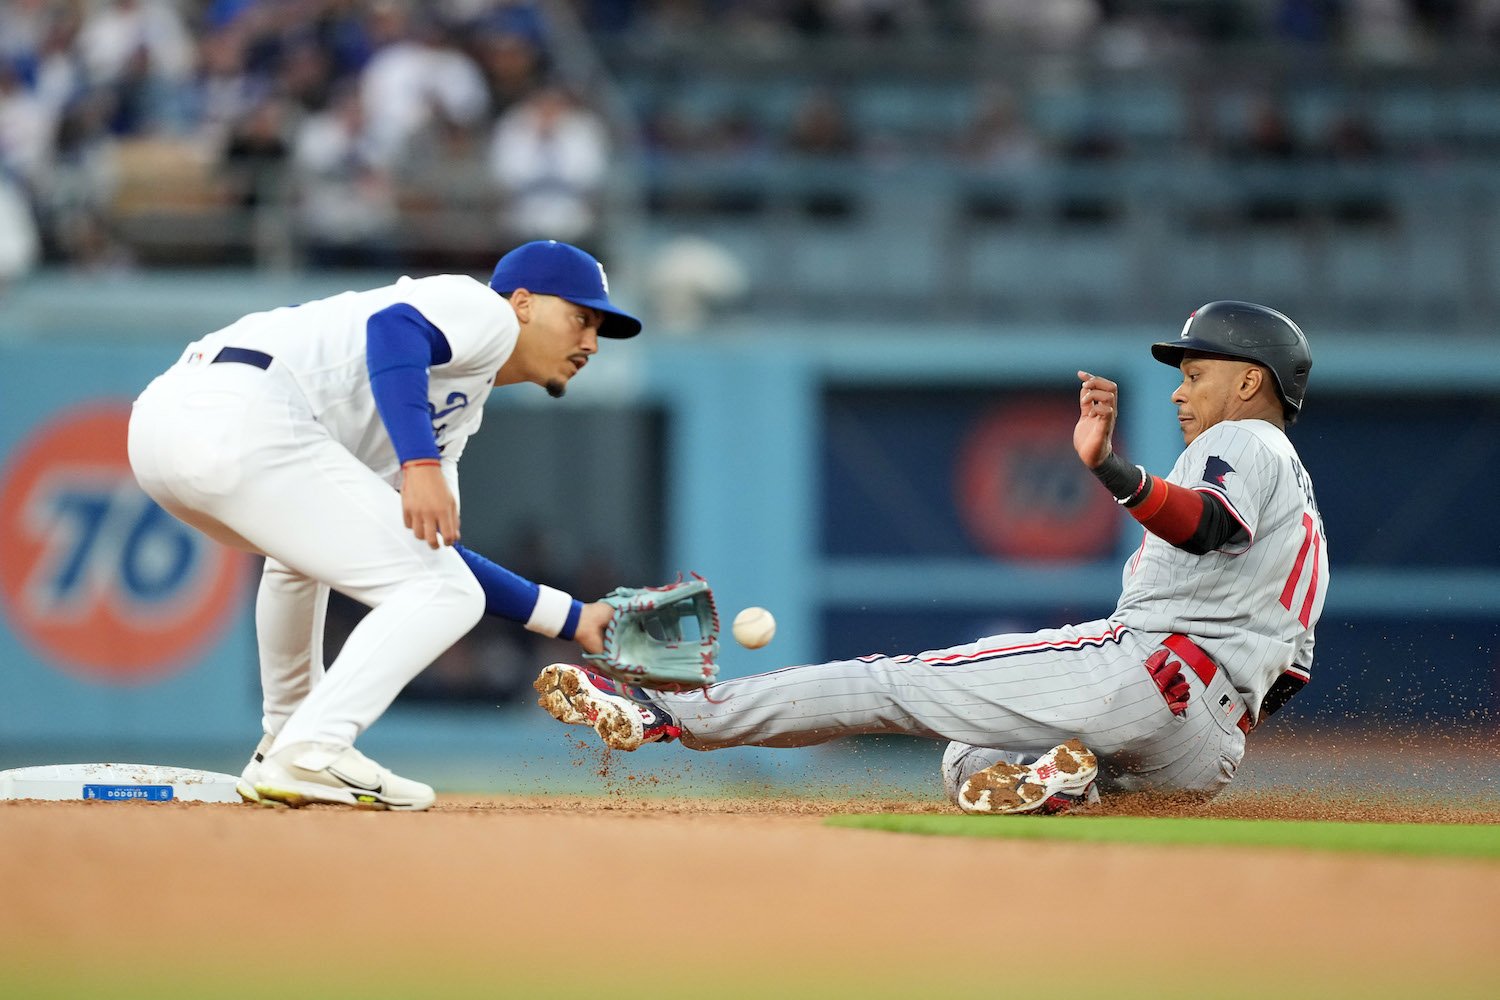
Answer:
535 301 1328 814
129 240 642 810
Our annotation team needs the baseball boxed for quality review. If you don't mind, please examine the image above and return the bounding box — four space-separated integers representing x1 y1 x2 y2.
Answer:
732 607 776 649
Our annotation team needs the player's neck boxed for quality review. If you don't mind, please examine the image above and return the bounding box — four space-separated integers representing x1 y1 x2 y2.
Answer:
493 354 528 387
1223 395 1284 429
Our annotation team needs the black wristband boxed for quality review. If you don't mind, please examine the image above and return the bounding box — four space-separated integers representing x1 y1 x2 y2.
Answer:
1090 452 1148 506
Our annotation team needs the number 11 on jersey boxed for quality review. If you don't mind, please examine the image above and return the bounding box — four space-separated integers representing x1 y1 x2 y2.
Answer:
1279 512 1324 628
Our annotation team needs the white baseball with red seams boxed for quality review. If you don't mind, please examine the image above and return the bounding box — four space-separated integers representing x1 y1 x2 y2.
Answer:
732 607 776 649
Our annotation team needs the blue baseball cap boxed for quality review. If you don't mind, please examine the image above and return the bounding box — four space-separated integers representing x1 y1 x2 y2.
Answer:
488 240 642 339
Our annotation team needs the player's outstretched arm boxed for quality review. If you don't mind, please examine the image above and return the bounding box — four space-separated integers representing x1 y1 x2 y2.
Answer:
1076 369 1244 553
454 544 591 641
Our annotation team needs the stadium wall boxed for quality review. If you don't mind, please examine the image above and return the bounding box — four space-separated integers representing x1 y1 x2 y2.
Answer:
1 277 1495 776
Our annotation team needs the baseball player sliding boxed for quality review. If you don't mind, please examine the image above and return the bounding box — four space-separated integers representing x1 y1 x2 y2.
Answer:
536 302 1328 814
129 240 642 810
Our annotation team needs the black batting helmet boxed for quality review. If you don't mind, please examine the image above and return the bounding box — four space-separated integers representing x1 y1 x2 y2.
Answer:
1151 301 1313 424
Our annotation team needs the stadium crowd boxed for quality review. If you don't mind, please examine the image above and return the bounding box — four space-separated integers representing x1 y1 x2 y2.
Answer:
0 0 612 274
0 0 1497 278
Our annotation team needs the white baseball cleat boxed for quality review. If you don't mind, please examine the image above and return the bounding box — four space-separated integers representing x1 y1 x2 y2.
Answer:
533 663 681 752
957 739 1099 815
235 732 276 804
253 742 435 811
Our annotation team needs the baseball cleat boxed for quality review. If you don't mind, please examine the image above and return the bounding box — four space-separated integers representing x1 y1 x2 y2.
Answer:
957 739 1099 815
533 663 681 752
235 732 276 804
253 742 435 811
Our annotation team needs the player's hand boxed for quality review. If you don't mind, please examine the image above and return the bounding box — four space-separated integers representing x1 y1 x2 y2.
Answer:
573 601 615 655
1074 371 1119 469
400 462 459 548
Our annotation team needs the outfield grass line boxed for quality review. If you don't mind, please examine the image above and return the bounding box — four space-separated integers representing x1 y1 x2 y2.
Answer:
4 958 1496 1000
825 813 1500 860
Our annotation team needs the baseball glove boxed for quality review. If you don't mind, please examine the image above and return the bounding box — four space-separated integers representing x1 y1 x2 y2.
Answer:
582 575 720 690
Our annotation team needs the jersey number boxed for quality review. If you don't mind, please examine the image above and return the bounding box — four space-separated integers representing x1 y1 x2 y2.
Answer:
1278 512 1323 628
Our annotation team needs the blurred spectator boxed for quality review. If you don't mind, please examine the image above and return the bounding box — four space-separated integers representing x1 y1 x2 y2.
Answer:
1235 94 1306 223
77 0 195 87
0 0 53 69
293 83 398 267
784 88 857 157
823 0 929 37
642 98 702 157
1273 0 1344 44
1323 109 1395 224
475 28 547 114
969 0 1102 50
1242 94 1301 160
44 92 131 270
954 83 1043 168
276 39 336 112
1326 110 1384 160
954 83 1044 223
1345 0 1422 62
359 3 488 167
488 83 610 245
711 104 768 158
32 8 86 118
0 169 41 284
0 61 54 188
194 28 265 148
221 97 291 209
1407 0 1465 35
784 88 859 216
1052 117 1126 223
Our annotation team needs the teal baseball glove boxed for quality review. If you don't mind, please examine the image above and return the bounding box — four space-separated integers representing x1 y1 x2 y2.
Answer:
583 576 720 690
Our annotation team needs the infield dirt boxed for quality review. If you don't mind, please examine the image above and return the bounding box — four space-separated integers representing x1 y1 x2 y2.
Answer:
2 787 1498 999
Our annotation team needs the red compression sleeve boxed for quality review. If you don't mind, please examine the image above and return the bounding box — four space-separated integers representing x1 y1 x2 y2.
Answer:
1128 476 1205 545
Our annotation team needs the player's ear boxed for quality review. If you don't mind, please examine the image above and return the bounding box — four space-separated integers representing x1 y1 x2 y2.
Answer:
1238 364 1264 402
509 288 533 324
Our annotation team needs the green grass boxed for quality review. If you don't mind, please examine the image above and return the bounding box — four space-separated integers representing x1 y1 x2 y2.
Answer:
4 960 1497 1000
826 813 1500 860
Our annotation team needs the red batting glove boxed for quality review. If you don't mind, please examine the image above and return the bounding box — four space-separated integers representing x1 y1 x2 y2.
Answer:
1145 649 1190 716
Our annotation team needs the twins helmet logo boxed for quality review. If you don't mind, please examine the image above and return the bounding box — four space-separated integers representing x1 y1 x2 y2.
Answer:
1203 455 1236 488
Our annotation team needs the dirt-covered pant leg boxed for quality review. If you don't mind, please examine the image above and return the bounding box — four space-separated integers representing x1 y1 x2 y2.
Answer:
937 645 1248 804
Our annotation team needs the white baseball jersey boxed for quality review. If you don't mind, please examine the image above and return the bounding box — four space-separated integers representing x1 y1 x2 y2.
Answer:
181 274 516 485
1112 418 1329 714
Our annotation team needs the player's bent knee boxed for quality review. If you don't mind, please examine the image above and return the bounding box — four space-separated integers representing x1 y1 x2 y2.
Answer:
441 569 486 631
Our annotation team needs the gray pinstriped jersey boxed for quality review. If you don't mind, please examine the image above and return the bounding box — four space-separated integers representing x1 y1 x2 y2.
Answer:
1112 419 1328 715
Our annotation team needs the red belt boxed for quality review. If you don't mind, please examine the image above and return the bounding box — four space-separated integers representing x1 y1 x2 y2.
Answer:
1161 634 1253 735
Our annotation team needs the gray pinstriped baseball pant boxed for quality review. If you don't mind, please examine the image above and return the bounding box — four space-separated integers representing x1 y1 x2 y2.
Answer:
651 619 1247 799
